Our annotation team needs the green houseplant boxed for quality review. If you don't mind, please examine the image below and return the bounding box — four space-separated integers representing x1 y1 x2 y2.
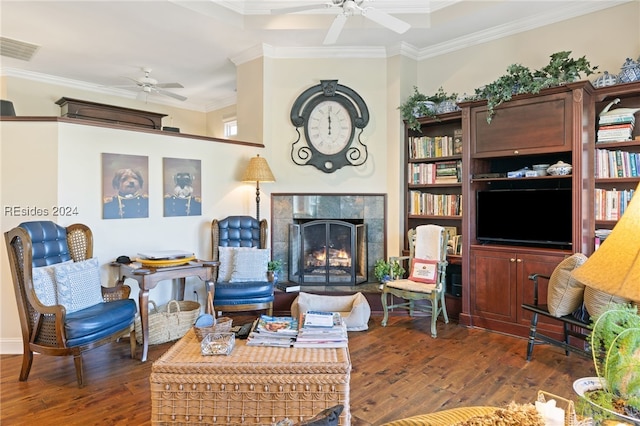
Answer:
267 260 283 283
399 86 458 131
473 51 598 123
576 303 640 423
374 259 406 283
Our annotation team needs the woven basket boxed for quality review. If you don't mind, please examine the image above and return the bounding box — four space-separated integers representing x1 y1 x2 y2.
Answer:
134 299 201 345
537 390 593 426
193 293 232 341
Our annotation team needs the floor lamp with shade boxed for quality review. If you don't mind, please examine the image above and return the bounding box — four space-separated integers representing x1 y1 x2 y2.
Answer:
571 182 640 303
241 154 275 222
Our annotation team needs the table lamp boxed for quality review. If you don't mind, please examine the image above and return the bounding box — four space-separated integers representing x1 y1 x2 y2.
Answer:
241 154 275 222
571 182 640 302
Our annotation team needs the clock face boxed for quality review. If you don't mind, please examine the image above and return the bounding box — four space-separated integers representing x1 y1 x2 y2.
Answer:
306 100 354 155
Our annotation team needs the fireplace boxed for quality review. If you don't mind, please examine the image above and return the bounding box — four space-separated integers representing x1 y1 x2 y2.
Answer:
271 193 386 286
289 219 367 285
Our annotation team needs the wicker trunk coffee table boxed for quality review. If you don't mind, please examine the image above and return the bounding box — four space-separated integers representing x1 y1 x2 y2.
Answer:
150 329 351 425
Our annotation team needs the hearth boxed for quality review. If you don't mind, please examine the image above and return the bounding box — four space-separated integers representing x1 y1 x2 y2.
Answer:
289 219 367 285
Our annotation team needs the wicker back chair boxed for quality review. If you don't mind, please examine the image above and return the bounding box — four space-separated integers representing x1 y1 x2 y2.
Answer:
4 221 137 387
381 224 450 337
209 216 274 315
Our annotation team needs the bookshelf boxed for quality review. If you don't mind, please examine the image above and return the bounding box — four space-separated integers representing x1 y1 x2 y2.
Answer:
404 111 463 309
591 81 640 251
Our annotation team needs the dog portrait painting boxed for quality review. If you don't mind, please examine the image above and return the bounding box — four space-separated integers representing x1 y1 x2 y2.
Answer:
163 157 202 217
102 153 149 219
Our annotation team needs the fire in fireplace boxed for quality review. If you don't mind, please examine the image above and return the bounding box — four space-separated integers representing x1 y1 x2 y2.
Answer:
289 219 367 285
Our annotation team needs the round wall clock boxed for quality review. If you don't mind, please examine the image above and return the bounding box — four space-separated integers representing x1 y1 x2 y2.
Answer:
290 80 369 173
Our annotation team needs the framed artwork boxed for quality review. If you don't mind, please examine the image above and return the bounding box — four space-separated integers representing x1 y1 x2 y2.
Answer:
163 157 202 217
102 153 149 219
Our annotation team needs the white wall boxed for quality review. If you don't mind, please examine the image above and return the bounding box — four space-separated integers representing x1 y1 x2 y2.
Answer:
1 1 639 353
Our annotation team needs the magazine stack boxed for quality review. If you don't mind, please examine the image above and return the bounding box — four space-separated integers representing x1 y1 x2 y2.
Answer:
246 315 298 347
293 311 348 349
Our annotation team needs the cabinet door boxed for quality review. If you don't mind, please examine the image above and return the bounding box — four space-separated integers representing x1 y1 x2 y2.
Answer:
471 90 573 158
517 251 568 328
470 248 518 322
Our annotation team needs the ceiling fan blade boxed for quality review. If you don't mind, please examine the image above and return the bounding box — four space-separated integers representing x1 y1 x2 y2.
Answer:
155 82 184 89
271 3 329 14
362 7 410 34
323 13 347 45
154 87 187 102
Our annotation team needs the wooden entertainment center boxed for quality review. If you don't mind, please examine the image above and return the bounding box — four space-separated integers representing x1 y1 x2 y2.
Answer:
403 81 640 339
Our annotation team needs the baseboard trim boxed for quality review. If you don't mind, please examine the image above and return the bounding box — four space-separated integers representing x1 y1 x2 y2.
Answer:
1 338 24 355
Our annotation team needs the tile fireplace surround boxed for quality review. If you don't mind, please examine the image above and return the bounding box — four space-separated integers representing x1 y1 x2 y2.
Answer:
271 193 386 286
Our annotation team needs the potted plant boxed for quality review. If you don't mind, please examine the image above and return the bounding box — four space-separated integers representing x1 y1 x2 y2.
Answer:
374 259 406 283
267 259 283 283
473 51 598 123
398 86 458 131
574 303 640 423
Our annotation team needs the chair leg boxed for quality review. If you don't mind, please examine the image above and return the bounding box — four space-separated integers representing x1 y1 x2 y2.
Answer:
381 292 389 327
430 296 439 338
440 290 449 324
73 354 84 387
563 322 570 357
18 348 33 381
130 329 137 359
526 312 539 361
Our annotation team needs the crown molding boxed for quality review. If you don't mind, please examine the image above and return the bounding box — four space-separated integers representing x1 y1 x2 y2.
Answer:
1 67 209 112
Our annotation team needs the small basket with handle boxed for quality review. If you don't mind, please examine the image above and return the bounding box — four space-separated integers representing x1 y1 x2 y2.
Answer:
134 299 201 345
193 292 233 342
537 390 593 426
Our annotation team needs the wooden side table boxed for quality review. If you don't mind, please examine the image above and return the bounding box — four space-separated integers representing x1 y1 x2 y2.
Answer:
115 260 218 362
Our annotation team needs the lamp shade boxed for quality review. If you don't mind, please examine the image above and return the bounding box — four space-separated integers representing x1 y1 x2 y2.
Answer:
241 154 275 183
571 182 640 302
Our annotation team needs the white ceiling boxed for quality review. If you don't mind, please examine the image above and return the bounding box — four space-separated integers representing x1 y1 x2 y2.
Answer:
0 0 630 112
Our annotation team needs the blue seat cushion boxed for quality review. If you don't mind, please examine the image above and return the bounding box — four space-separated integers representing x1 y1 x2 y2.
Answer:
213 281 274 306
65 299 137 347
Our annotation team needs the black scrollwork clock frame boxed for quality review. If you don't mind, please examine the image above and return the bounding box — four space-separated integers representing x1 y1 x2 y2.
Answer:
290 80 369 173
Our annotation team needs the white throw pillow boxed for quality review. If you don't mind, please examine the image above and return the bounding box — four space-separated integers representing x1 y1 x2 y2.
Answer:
229 248 269 282
31 260 72 306
54 258 103 313
217 247 256 282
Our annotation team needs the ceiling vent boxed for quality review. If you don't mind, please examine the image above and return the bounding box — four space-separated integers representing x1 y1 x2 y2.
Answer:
0 37 40 61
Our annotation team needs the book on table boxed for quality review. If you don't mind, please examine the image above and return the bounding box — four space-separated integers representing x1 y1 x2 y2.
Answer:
246 315 298 347
274 282 301 293
293 312 348 348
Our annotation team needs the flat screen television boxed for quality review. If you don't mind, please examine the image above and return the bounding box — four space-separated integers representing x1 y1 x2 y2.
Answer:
476 188 572 248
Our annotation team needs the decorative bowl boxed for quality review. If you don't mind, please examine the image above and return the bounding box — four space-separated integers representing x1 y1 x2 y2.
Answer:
532 164 549 176
573 377 640 424
593 71 618 88
547 161 572 176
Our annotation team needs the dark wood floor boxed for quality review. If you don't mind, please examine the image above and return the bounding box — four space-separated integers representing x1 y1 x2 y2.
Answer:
0 314 594 425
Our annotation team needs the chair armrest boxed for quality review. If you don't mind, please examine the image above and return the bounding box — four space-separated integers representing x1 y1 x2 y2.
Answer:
526 273 551 306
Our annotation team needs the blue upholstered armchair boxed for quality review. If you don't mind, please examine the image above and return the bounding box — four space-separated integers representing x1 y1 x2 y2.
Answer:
4 221 137 387
209 216 274 316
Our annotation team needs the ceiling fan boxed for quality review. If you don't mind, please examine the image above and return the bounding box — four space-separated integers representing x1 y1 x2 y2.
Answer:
272 0 411 45
116 68 187 102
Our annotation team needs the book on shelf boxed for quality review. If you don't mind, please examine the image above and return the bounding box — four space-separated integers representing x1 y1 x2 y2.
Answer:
599 113 636 126
275 282 301 293
453 129 463 155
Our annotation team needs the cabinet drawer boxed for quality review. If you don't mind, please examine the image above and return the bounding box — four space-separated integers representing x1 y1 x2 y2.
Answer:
471 92 573 157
